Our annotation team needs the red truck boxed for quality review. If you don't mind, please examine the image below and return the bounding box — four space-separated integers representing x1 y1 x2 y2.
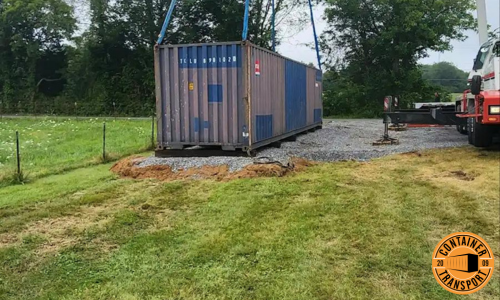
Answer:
456 38 500 147
385 39 499 148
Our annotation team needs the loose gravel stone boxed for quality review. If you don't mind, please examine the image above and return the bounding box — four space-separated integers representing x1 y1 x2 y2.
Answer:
137 156 254 172
138 119 469 172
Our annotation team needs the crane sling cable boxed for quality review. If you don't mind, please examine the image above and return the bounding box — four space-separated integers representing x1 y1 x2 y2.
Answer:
242 0 251 40
307 0 322 71
157 0 322 72
242 0 322 70
157 0 178 45
157 0 252 44
242 0 275 51
271 0 276 51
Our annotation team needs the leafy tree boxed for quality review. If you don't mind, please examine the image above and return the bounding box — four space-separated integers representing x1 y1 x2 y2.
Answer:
421 62 468 93
64 0 307 116
320 0 476 116
0 0 310 116
112 0 305 48
0 0 76 112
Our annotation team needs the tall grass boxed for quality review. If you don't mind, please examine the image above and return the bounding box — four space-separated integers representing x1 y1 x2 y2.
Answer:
0 117 153 186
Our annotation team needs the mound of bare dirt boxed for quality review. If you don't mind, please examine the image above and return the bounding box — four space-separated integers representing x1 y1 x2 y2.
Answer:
449 170 476 181
110 156 315 182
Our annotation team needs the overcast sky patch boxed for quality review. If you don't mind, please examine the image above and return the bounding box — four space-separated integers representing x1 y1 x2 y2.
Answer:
278 0 500 71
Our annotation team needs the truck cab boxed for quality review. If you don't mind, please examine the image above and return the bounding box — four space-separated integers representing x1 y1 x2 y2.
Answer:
467 36 500 91
469 41 494 88
459 38 500 147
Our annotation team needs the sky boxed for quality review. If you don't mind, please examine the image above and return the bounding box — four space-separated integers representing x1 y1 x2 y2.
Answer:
278 0 500 71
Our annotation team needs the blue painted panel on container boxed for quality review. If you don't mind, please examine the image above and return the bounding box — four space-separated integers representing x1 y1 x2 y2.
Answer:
314 109 322 123
316 70 323 82
194 118 200 133
178 45 242 68
203 121 210 129
255 115 273 142
208 85 223 103
285 61 307 131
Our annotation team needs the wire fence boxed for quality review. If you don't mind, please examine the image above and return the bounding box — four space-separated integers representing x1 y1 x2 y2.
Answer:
0 100 155 118
0 116 156 185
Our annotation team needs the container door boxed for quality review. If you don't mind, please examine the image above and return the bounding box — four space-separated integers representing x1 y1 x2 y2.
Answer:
157 44 243 148
285 60 307 131
249 46 286 144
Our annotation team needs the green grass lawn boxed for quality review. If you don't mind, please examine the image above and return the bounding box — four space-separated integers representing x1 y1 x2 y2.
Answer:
0 117 153 186
0 147 498 299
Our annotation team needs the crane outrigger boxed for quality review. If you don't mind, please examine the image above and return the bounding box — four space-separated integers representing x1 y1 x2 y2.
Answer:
383 0 500 147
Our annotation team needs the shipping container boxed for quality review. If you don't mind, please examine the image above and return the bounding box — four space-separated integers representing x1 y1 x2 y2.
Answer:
154 41 323 152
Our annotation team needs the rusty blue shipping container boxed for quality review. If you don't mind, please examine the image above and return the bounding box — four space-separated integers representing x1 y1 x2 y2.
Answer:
154 41 323 152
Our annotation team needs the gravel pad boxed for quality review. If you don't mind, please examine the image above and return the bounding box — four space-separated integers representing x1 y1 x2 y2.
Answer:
138 119 468 171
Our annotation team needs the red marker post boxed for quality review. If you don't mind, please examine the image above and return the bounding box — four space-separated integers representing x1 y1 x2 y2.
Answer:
374 96 399 145
383 96 393 112
383 96 393 138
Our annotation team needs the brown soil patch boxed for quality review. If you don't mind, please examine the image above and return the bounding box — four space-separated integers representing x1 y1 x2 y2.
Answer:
111 156 316 182
450 170 475 181
0 233 18 248
0 205 119 254
25 212 111 255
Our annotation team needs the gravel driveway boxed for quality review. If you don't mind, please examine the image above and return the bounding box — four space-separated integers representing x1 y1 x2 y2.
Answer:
139 119 469 171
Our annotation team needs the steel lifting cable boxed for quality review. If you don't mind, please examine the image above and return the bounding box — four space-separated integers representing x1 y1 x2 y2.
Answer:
242 0 275 51
242 0 251 40
271 0 276 51
242 0 322 70
253 157 294 170
157 0 321 71
157 0 178 45
160 0 251 44
308 0 322 71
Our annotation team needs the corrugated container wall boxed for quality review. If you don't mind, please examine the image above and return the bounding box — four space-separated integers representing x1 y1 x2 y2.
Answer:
155 41 322 152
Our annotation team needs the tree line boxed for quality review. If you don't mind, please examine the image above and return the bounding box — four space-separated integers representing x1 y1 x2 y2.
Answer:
421 62 469 95
0 0 306 116
320 0 475 117
0 0 476 117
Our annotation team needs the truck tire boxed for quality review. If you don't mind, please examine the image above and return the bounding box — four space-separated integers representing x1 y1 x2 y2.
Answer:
456 125 467 135
471 75 482 95
467 118 474 145
469 117 492 147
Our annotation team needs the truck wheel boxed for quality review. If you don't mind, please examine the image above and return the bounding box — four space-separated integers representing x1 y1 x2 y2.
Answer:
456 125 467 135
467 118 474 145
469 118 492 147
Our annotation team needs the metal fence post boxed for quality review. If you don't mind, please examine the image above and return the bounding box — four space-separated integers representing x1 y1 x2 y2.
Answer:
16 131 21 176
103 122 106 161
151 116 155 149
